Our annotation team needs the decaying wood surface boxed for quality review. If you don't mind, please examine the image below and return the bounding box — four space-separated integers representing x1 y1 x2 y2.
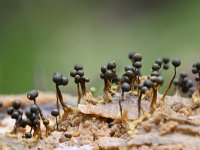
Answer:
0 92 200 150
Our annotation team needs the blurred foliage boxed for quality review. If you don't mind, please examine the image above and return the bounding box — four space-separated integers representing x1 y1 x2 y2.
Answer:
0 0 199 95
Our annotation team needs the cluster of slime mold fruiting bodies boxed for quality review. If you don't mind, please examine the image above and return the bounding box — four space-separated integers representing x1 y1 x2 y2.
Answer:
7 100 23 134
192 61 200 101
1 51 200 143
70 64 97 104
100 61 117 102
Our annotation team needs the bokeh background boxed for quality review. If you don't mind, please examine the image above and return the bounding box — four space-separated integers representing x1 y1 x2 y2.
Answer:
0 0 199 95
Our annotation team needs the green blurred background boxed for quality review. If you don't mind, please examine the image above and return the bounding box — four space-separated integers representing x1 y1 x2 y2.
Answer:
0 0 199 95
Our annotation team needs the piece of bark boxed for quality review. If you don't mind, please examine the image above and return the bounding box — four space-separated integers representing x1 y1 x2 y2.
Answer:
97 137 127 150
